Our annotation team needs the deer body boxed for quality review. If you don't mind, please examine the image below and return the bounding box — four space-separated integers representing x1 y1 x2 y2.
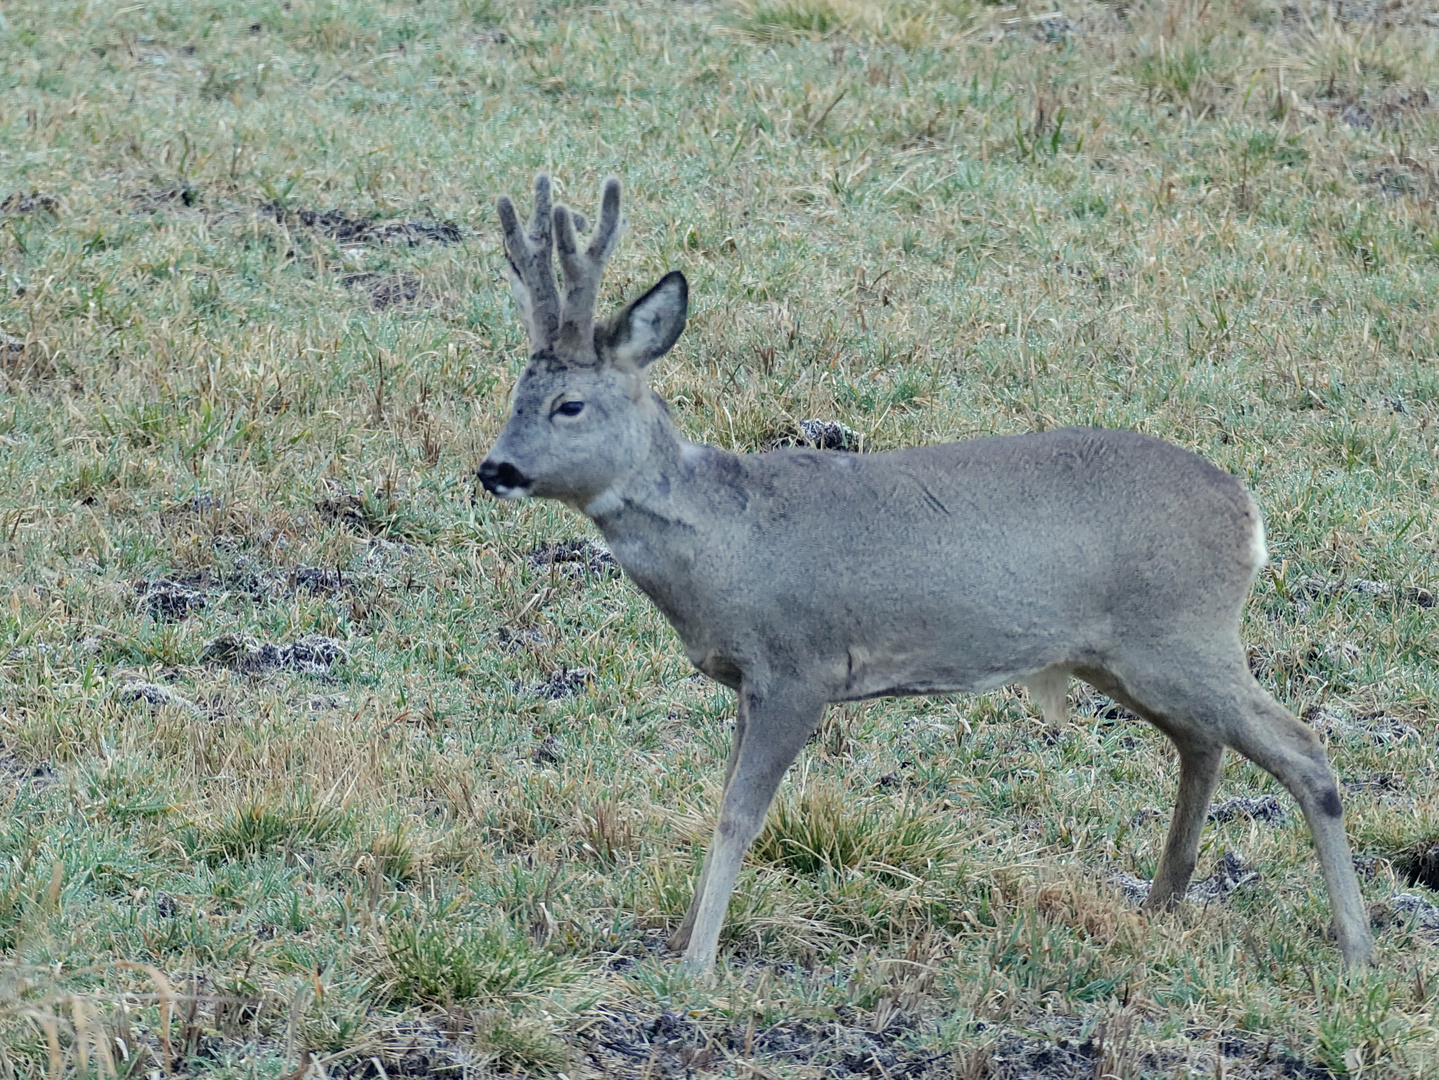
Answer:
592 427 1255 703
479 175 1375 975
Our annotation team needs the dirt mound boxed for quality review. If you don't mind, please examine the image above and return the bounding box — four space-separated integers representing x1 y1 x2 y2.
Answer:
137 579 208 621
262 204 461 245
1208 796 1288 824
527 539 620 579
1 192 62 215
200 632 349 675
340 272 424 310
764 418 862 452
1113 849 1258 906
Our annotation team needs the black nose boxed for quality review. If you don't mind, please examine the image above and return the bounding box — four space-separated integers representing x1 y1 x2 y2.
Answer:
478 459 530 494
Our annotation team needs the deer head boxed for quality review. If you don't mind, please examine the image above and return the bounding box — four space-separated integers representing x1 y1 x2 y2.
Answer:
478 175 688 509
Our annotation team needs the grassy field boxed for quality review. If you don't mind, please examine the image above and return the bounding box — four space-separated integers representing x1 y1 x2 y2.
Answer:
2 0 1439 1074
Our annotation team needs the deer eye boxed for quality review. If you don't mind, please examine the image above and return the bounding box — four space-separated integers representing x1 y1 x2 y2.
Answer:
553 400 585 418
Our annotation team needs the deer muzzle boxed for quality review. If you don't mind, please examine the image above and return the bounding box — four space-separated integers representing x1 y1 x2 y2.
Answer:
478 459 531 499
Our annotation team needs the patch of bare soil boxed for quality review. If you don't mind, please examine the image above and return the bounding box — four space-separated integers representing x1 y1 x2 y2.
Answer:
132 185 201 213
262 204 461 245
135 560 351 613
104 994 1342 1080
163 493 222 516
115 681 199 712
293 565 348 593
314 486 428 540
982 1016 1330 1080
764 418 862 452
127 188 465 246
525 667 594 700
1344 773 1404 796
200 632 349 675
578 1005 940 1078
1303 704 1422 744
0 743 57 790
1070 685 1140 723
527 539 620 579
340 271 425 310
1 191 63 215
1208 795 1288 824
1113 849 1258 906
570 1006 1332 1079
1383 891 1439 937
136 578 208 621
498 626 546 652
325 1021 468 1077
1286 0 1439 30
1288 574 1436 615
130 1005 1341 1080
532 733 564 764
316 491 378 532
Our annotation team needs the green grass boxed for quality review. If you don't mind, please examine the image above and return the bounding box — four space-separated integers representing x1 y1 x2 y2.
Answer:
1 0 1439 1074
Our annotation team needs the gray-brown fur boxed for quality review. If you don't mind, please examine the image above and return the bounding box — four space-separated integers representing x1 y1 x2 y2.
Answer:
479 175 1375 974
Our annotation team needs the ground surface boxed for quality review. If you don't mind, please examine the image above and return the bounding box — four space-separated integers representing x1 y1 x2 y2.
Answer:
2 0 1439 1075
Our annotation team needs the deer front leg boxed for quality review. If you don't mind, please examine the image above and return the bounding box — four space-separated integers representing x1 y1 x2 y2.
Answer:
676 681 826 977
668 705 748 954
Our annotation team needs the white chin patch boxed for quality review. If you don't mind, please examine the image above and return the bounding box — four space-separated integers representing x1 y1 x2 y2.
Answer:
584 489 623 517
493 485 531 501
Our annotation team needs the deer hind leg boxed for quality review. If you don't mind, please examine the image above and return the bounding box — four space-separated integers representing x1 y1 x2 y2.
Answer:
1024 667 1069 728
1104 652 1374 966
676 682 825 976
1145 739 1224 910
1223 686 1374 966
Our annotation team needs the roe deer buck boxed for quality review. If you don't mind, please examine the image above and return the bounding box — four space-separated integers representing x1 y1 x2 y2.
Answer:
478 175 1375 973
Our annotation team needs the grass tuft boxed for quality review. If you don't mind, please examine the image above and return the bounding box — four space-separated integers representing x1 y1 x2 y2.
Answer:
752 782 960 887
187 799 350 865
734 0 847 40
370 920 577 1007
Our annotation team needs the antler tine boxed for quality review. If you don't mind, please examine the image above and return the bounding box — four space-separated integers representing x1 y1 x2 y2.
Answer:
553 177 626 354
496 174 561 352
588 177 624 266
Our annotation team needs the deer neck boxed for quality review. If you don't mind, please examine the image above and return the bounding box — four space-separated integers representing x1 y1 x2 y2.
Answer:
580 401 730 646
580 393 695 529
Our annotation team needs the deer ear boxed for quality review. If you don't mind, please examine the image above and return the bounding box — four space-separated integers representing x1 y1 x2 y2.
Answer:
597 271 687 370
502 255 538 342
497 191 546 347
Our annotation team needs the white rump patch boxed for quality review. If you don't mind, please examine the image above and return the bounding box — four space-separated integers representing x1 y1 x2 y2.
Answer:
1250 514 1269 569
